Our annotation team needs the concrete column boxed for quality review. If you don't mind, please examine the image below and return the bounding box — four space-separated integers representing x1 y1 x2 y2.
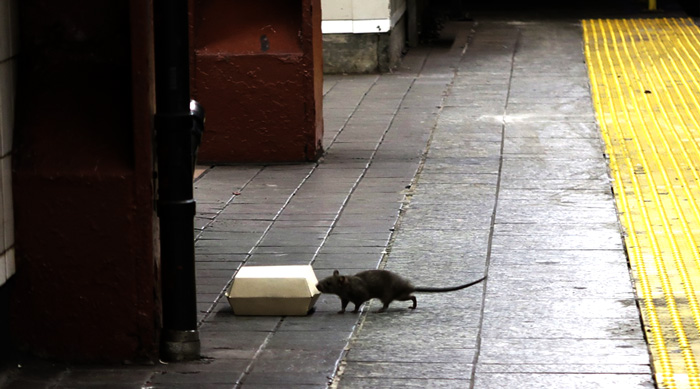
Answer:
11 0 160 362
192 0 324 163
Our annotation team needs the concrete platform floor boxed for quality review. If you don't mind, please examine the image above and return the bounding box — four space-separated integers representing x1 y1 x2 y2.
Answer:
2 5 681 388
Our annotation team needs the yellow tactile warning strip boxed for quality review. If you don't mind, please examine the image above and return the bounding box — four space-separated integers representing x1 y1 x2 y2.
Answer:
583 18 700 388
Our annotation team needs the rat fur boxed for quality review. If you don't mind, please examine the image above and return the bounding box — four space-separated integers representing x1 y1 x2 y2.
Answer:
315 269 486 313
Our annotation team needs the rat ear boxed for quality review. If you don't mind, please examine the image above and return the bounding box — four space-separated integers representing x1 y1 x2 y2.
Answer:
333 270 340 277
338 276 347 284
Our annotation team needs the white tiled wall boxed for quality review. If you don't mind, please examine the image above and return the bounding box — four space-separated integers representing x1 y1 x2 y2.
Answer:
322 0 405 33
351 0 391 20
0 0 17 287
322 0 353 20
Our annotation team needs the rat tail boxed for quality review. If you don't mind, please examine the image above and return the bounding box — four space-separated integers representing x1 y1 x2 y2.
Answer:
414 276 486 293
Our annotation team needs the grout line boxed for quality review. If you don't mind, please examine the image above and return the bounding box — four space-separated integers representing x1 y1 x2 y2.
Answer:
469 25 520 389
329 47 472 388
196 163 318 324
322 76 381 150
193 167 261 242
309 77 420 267
195 167 265 322
233 318 285 388
328 52 438 389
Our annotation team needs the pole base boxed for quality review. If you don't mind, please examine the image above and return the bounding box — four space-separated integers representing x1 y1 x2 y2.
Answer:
160 329 200 362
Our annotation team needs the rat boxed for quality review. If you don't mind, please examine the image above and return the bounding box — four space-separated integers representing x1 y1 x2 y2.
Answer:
315 269 486 313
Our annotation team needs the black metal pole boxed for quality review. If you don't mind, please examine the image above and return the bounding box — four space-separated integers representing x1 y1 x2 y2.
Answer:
153 0 200 361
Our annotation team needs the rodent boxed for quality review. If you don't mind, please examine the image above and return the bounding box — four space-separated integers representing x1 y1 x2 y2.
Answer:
315 269 486 313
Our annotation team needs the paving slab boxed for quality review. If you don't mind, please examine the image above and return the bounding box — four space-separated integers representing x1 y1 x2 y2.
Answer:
473 373 654 389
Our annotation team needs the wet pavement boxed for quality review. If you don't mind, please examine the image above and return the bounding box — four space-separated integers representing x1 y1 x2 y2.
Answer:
0 8 667 389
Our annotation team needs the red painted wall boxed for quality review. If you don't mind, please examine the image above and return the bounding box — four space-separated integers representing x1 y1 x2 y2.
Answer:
11 0 160 362
192 0 324 163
